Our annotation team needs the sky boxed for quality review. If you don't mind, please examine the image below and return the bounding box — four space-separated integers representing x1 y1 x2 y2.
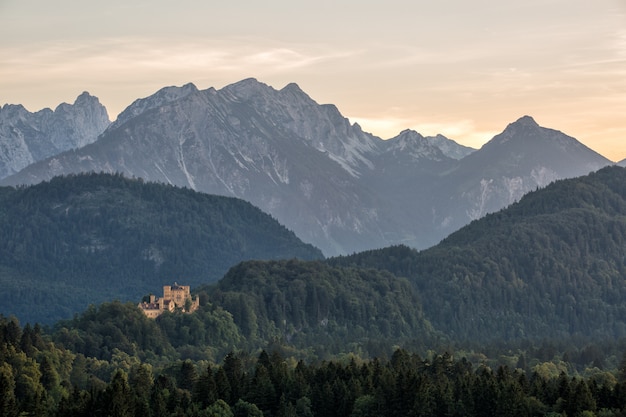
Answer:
1 0 625 161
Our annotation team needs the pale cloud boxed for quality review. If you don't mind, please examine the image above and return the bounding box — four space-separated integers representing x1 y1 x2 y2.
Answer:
0 38 341 76
0 37 355 116
1 0 624 161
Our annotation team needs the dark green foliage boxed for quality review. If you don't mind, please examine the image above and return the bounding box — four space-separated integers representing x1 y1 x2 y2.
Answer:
105 369 134 417
53 301 173 361
0 172 323 325
3 314 626 417
204 258 438 357
51 299 247 364
330 166 626 343
233 399 264 417
7 165 626 414
155 303 242 361
0 361 19 417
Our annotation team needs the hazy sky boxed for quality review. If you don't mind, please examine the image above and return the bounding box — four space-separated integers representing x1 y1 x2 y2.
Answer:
1 0 625 160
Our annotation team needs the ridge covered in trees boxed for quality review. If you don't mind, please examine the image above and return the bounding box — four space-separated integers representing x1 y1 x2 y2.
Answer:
329 165 626 343
0 172 323 325
203 259 440 358
49 258 439 364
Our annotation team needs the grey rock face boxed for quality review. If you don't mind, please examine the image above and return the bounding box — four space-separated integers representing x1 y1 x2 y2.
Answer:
2 80 395 255
0 93 110 179
427 134 475 160
427 116 612 245
1 84 612 256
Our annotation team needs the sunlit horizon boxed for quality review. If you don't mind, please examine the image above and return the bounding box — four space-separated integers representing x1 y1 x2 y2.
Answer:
1 1 624 161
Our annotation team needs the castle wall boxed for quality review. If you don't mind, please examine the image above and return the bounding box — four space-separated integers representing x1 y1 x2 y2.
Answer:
139 282 197 318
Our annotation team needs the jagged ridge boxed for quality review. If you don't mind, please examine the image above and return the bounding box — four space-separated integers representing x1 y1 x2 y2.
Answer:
0 82 612 256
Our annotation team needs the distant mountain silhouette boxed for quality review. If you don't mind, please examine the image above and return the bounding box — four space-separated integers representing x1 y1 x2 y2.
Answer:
0 92 109 178
330 166 626 342
1 80 612 255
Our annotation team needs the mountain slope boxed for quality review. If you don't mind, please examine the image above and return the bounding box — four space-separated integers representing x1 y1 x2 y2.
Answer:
0 92 110 179
0 173 322 325
425 116 612 245
48 258 440 361
330 165 626 342
361 130 459 245
1 80 400 256
425 133 475 160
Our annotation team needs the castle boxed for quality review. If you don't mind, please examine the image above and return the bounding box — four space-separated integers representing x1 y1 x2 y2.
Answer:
138 282 200 318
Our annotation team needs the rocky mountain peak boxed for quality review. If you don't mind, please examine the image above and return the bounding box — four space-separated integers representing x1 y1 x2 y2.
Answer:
0 103 29 120
0 92 110 179
74 91 98 105
511 115 539 127
110 83 198 130
484 116 539 143
384 129 448 161
427 134 475 160
486 115 548 148
279 82 311 100
396 129 425 140
221 77 273 100
387 129 426 149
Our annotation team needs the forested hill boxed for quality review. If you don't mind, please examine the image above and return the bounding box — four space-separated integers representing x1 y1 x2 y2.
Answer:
329 165 626 343
0 173 323 325
202 259 439 357
50 259 440 363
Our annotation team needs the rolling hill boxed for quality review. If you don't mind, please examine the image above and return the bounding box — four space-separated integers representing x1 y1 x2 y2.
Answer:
0 172 322 324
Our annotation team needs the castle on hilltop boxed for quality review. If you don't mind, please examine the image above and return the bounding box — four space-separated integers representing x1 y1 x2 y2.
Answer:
138 283 200 318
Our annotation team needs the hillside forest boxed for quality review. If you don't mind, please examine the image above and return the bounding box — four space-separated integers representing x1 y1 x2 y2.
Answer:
4 167 626 415
0 172 322 324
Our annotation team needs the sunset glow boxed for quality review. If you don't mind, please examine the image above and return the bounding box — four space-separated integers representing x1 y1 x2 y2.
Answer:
1 0 624 160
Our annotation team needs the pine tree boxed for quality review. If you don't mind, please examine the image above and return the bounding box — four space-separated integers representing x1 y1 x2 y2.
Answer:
39 355 60 391
193 365 218 408
105 369 134 417
215 367 232 404
0 363 18 417
223 352 245 404
245 364 277 415
179 359 199 392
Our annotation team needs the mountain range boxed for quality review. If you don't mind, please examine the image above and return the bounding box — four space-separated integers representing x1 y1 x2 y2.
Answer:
0 92 110 178
0 79 614 255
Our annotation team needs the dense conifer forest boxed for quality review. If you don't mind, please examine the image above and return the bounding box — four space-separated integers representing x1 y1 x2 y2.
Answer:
5 315 626 417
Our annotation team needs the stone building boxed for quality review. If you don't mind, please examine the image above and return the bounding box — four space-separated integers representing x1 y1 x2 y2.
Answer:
138 282 199 318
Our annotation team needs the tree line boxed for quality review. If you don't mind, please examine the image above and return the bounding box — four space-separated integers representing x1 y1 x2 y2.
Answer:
5 312 626 417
